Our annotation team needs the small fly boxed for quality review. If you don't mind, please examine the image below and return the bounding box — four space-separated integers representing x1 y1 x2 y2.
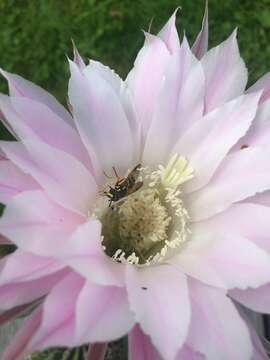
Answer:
102 164 143 207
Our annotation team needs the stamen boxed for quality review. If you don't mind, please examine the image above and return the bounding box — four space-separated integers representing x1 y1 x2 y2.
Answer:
160 153 194 188
98 154 193 266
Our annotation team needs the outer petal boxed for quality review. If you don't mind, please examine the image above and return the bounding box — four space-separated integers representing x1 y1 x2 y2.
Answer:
126 264 190 360
0 68 73 126
1 140 97 215
58 219 125 287
170 231 270 289
128 325 162 360
126 33 170 137
248 190 270 207
247 321 269 360
192 203 270 253
173 92 260 193
237 99 270 148
143 37 205 165
72 40 86 70
0 250 63 285
158 9 180 53
0 160 38 204
68 60 134 175
192 0 208 59
187 145 270 221
26 272 84 352
75 280 134 343
0 190 83 256
231 284 270 314
0 95 91 170
187 279 252 360
202 30 248 113
248 71 270 104
86 60 123 96
0 235 10 245
176 345 204 360
0 269 68 311
1 305 42 360
85 343 108 360
85 61 140 159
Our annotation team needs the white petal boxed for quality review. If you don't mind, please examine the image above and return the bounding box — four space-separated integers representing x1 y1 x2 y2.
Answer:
69 60 135 175
1 140 97 216
202 30 248 113
126 264 190 360
187 279 252 360
174 92 260 193
188 145 270 221
76 281 134 343
170 231 270 289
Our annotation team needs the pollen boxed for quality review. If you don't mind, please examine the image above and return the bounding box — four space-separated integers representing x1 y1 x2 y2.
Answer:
99 154 193 266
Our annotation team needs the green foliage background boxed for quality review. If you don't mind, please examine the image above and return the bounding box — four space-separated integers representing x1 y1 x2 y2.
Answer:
1 0 270 118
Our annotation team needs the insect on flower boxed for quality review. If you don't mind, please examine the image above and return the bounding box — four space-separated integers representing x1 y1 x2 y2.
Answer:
102 164 143 207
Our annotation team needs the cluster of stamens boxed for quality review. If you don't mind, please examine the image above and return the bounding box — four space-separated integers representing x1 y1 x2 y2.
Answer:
96 154 194 266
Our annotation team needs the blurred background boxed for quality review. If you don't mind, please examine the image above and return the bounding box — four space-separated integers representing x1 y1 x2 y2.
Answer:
0 0 270 358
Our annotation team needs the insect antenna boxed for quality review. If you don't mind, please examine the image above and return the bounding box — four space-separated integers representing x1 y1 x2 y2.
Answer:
103 170 114 179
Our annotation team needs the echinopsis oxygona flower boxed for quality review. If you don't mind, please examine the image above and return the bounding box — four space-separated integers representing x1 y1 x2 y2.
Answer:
1 4 270 360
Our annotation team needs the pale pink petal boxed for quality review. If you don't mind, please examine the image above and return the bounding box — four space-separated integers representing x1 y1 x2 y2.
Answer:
0 160 38 204
187 146 270 221
247 190 270 207
72 40 86 70
27 272 84 352
85 343 108 360
192 203 270 253
192 0 208 59
0 250 63 285
85 61 140 157
0 235 11 245
173 92 260 193
126 265 190 360
170 231 270 289
143 37 205 165
59 219 125 287
128 325 162 360
0 269 68 311
68 60 135 175
230 283 270 314
0 302 37 326
75 280 134 343
202 30 248 113
187 279 252 360
0 68 73 126
1 139 97 215
236 99 270 148
249 326 269 360
176 345 204 360
248 71 270 103
126 32 170 137
0 95 92 170
86 60 123 95
0 100 17 139
0 190 83 256
158 9 180 53
1 305 42 360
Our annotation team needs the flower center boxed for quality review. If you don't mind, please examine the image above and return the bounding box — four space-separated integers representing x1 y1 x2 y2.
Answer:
97 154 194 266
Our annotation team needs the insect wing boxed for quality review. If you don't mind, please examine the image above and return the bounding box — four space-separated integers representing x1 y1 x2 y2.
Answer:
127 181 143 195
127 164 142 182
